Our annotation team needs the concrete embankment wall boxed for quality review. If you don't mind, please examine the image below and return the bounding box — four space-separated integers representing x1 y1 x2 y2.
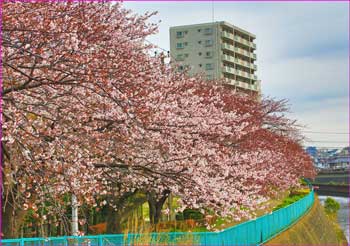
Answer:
314 184 350 197
265 195 348 245
315 171 349 184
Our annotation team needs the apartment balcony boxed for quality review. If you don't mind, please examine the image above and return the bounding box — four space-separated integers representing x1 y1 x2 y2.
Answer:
250 80 260 91
251 53 257 60
224 78 237 86
234 36 256 50
222 54 235 64
225 78 260 91
222 43 235 52
222 31 234 40
250 74 258 80
222 53 256 70
255 80 261 91
222 61 255 80
235 58 253 69
239 81 259 91
234 47 251 58
238 81 249 90
222 44 255 60
234 36 251 47
235 69 252 80
222 66 236 75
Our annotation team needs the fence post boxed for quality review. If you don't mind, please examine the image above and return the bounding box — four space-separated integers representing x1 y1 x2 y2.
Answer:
99 235 103 246
20 238 24 246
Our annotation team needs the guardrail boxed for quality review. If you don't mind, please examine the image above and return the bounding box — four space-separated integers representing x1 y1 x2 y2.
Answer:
1 190 314 245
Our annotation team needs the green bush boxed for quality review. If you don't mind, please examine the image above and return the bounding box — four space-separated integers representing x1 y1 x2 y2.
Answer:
300 179 308 186
183 209 204 220
175 212 184 221
324 197 340 214
176 209 204 221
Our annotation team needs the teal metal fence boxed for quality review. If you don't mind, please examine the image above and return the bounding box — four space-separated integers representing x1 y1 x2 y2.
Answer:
1 190 314 245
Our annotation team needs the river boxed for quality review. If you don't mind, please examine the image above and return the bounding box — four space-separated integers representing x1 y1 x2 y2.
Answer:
318 195 350 242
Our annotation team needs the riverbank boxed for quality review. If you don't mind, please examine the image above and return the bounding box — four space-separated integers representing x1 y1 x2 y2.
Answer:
319 196 350 243
265 194 347 245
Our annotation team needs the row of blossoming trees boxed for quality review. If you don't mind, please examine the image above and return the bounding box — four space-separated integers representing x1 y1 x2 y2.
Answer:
2 2 316 238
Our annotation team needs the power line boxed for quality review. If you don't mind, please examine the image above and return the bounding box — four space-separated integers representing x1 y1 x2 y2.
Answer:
302 145 349 149
302 130 349 135
145 39 168 53
303 146 348 149
305 140 349 143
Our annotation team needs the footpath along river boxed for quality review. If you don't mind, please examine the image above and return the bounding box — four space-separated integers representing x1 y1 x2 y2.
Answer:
318 195 350 242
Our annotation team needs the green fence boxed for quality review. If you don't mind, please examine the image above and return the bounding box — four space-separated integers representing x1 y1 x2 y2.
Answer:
1 190 314 245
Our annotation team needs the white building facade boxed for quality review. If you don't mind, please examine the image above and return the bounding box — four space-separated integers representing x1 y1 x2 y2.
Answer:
170 21 260 95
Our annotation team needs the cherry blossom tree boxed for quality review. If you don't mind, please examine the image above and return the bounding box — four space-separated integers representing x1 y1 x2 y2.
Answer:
2 1 160 236
2 1 315 237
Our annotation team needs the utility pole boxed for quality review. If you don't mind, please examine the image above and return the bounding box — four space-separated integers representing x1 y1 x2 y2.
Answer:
71 194 79 236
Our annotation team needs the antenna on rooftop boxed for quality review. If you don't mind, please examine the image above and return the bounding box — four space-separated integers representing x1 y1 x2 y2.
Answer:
211 0 214 23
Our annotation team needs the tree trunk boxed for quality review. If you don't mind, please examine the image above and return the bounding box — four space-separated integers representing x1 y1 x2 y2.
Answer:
2 185 26 238
148 198 156 224
105 191 147 234
2 200 16 238
147 190 170 228
153 205 162 225
106 206 123 234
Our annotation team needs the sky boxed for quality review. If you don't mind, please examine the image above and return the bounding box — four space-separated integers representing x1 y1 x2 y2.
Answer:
124 1 349 148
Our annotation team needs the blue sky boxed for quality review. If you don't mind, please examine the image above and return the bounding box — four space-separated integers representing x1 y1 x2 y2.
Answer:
124 1 349 148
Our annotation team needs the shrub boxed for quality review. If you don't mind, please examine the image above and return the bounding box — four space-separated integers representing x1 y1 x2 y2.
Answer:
300 179 308 186
290 189 310 196
324 197 340 214
175 213 184 221
176 209 204 221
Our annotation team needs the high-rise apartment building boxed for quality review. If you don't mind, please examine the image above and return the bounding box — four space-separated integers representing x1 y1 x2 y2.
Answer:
170 21 260 95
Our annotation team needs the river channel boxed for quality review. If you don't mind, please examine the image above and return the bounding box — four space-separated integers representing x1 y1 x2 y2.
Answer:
318 195 349 242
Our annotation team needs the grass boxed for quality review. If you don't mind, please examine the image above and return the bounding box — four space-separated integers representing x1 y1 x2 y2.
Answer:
265 194 348 246
90 187 311 237
207 189 291 231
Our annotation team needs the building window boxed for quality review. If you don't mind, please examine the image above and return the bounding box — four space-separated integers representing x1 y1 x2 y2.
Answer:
205 51 213 58
184 42 188 46
184 31 188 34
199 64 202 67
205 39 213 46
176 43 184 49
184 53 189 58
176 31 184 38
198 29 201 32
198 41 202 44
206 74 213 80
205 63 213 70
204 28 213 35
198 52 202 56
178 65 184 71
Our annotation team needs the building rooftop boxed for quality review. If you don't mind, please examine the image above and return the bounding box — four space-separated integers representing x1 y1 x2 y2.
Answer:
170 21 256 38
